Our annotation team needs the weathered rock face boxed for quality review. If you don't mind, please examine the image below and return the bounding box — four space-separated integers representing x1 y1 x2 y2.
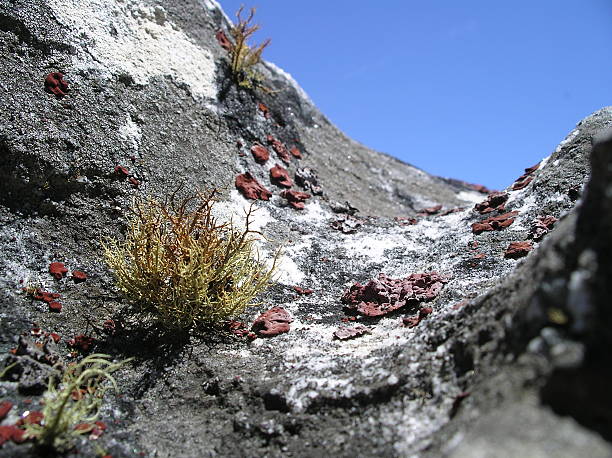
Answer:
0 1 611 457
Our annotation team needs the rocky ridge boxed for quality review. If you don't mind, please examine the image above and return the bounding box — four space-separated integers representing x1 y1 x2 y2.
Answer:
0 1 611 456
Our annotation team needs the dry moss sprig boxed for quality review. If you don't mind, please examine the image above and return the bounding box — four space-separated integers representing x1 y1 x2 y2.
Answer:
103 190 277 330
23 354 129 453
228 6 271 89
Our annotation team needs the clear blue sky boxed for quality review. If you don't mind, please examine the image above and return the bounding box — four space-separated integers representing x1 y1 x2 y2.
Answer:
219 1 612 190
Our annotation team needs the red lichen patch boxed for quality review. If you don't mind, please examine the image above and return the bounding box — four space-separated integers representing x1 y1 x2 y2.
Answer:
474 192 509 214
250 144 270 164
512 176 533 190
333 325 371 340
30 289 60 303
215 30 232 50
49 262 69 280
114 165 129 176
342 273 447 317
19 410 44 426
289 146 302 159
44 72 69 97
450 391 471 418
227 320 257 339
512 162 540 190
71 270 87 283
235 173 272 200
394 216 418 226
504 241 533 259
402 306 433 328
280 190 310 210
251 306 293 337
529 215 557 241
440 207 465 216
330 215 362 234
128 177 141 188
471 211 519 235
452 300 469 310
49 333 61 343
102 319 116 335
269 164 293 188
266 135 290 164
293 286 313 295
67 334 95 352
90 421 106 440
418 205 442 216
0 401 12 421
0 425 26 445
469 183 494 194
257 102 271 119
48 301 62 313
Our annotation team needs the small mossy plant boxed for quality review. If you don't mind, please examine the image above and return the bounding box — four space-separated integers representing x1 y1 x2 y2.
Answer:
103 190 277 330
228 6 270 89
24 354 128 454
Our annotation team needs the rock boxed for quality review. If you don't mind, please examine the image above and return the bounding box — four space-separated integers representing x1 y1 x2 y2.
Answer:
0 1 611 456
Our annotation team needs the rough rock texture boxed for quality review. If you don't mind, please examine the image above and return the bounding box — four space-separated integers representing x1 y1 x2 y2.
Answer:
0 1 611 457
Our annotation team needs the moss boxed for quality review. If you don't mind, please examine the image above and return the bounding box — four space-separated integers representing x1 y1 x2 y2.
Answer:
227 6 271 89
23 354 128 453
103 190 277 330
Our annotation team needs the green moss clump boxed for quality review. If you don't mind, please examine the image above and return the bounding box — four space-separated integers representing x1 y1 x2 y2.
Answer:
24 354 128 453
228 6 270 89
103 190 277 330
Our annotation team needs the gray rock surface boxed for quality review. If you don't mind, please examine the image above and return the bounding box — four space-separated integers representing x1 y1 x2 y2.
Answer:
0 1 611 456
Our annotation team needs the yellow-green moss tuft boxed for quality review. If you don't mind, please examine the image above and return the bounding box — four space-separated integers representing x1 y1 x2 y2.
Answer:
103 190 277 330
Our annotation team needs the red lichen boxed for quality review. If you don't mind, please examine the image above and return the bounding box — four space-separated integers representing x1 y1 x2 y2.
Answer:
293 286 313 295
114 165 129 176
44 72 69 97
215 30 232 50
251 306 293 337
529 215 557 241
49 333 61 343
474 192 509 214
67 334 95 352
402 306 433 328
250 144 270 164
235 173 272 200
48 301 62 313
269 164 293 188
512 162 540 190
504 241 533 259
128 177 141 188
512 176 533 190
342 272 447 317
280 190 310 209
330 216 362 234
440 207 465 216
266 135 290 164
333 325 371 340
257 102 271 119
89 421 106 440
471 211 519 235
418 205 442 216
452 300 469 310
102 319 116 335
18 410 44 426
49 262 69 280
32 289 60 302
394 216 418 226
0 401 12 421
71 270 87 283
0 425 26 445
289 146 302 159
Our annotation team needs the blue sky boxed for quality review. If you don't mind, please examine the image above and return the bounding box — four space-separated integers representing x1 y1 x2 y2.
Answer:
219 1 612 190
